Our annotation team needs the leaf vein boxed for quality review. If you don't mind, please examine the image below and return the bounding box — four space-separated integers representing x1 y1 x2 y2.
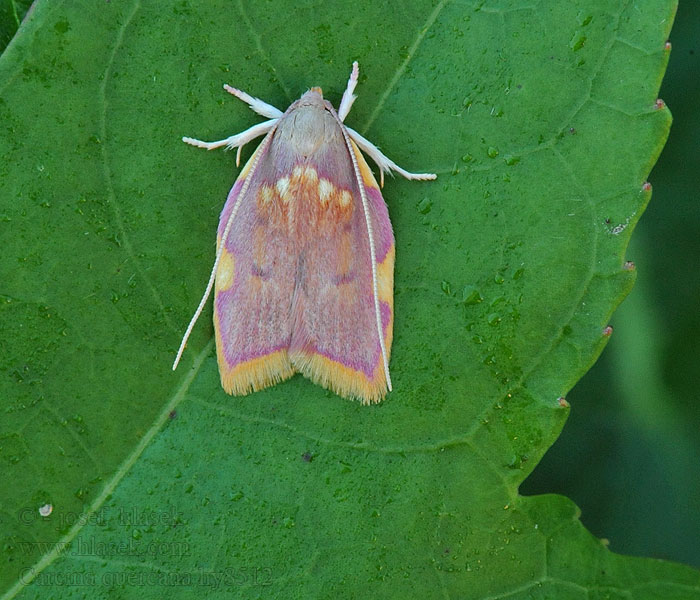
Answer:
97 1 178 334
361 0 450 134
237 0 292 101
0 337 214 600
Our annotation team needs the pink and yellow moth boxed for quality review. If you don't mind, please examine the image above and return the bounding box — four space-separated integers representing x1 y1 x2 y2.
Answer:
173 62 436 404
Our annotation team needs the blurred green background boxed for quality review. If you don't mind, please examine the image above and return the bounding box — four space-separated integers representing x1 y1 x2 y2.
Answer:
521 0 700 568
1 0 696 571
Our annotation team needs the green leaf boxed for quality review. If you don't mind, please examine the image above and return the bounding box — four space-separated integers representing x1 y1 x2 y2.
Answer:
0 0 31 53
1 0 697 598
523 1 700 566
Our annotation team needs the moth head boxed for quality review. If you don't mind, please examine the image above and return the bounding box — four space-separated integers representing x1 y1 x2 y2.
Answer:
299 87 324 105
297 87 335 115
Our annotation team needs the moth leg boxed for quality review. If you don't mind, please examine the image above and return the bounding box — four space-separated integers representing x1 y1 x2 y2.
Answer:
183 119 277 152
223 84 284 119
346 126 437 187
338 61 359 122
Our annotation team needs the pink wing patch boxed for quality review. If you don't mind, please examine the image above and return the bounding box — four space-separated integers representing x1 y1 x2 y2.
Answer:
214 145 296 394
213 135 394 403
288 142 394 403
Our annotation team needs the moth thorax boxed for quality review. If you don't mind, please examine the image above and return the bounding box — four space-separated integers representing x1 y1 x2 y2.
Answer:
282 104 338 159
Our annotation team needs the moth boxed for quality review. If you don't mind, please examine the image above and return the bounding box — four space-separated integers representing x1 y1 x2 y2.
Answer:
173 63 436 404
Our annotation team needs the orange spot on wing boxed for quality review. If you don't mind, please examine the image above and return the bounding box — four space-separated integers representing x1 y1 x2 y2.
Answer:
215 247 235 292
258 168 354 238
336 232 353 280
293 165 318 182
350 140 381 190
377 244 395 369
318 178 333 206
276 177 292 203
258 185 274 206
239 143 265 178
376 245 395 304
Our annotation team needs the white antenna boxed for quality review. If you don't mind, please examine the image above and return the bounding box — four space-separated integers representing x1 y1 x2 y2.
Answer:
172 130 277 370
